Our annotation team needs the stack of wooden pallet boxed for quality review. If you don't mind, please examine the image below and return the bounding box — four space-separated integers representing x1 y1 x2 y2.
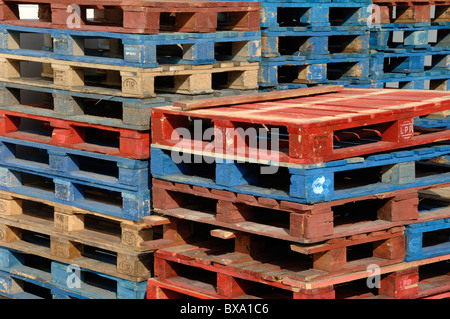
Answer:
369 0 450 90
256 0 373 90
147 86 450 299
0 0 261 299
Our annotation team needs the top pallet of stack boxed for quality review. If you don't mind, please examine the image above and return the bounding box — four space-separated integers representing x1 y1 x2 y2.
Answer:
151 86 450 165
0 0 260 34
371 0 450 26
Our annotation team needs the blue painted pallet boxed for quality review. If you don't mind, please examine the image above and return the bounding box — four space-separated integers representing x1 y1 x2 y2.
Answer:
258 2 371 31
0 136 149 194
151 143 450 205
370 50 450 79
258 56 370 86
213 0 372 2
262 29 370 60
0 247 147 299
369 71 450 90
0 163 150 221
0 24 261 68
0 82 258 131
369 25 450 51
405 218 450 261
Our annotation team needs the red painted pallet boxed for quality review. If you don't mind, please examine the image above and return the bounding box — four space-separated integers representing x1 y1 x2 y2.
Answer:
339 257 450 299
148 226 404 299
0 0 260 34
0 109 150 159
372 0 450 24
151 178 450 244
151 87 450 165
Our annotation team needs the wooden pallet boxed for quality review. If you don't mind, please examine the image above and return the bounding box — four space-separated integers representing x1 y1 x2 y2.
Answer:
151 87 450 165
148 252 450 299
0 24 261 68
148 225 405 299
151 143 450 204
369 72 450 90
0 0 260 34
0 83 259 131
151 178 450 243
0 189 156 250
0 109 150 159
372 0 450 25
0 248 148 299
370 50 450 79
259 1 371 31
0 165 151 221
369 24 450 51
0 137 150 193
341 258 450 299
262 29 369 60
0 53 259 98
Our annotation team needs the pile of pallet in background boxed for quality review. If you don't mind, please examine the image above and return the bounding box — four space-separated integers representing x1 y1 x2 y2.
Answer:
0 0 448 300
0 0 261 299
